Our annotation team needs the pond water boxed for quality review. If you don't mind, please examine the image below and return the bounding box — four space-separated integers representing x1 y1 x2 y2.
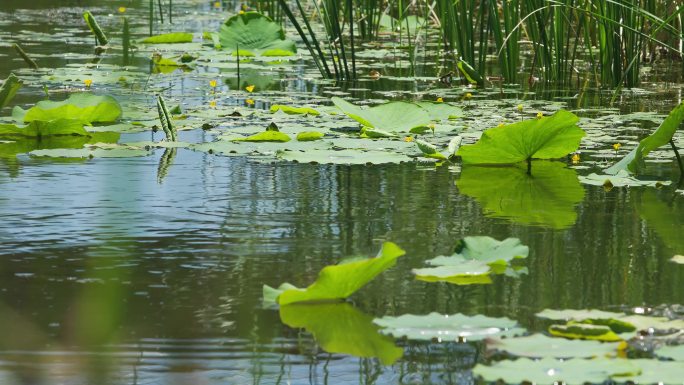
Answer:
0 1 683 384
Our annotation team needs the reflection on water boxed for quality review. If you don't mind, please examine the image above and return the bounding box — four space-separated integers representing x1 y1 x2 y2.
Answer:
0 0 683 384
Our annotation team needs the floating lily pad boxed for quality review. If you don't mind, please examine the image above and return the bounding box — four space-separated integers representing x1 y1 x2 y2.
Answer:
373 312 525 341
29 146 150 158
579 170 669 188
473 357 639 385
218 12 296 56
263 242 405 305
280 303 403 365
277 149 412 165
270 105 319 115
296 131 324 141
549 323 623 342
616 359 684 384
457 162 584 229
457 110 585 164
235 130 291 142
486 334 620 358
141 32 194 44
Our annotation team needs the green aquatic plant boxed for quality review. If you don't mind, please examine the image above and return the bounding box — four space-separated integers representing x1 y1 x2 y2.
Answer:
457 110 585 173
13 93 122 125
12 43 38 69
279 303 402 365
83 11 109 46
412 236 528 284
606 101 684 176
263 242 404 305
0 73 22 109
218 12 296 56
156 95 176 142
270 105 319 115
141 32 193 44
332 97 437 133
373 313 525 341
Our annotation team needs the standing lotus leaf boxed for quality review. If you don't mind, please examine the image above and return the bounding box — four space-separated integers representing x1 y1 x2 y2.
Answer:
218 12 296 56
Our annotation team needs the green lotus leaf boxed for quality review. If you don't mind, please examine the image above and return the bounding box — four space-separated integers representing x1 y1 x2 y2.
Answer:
655 345 684 361
579 170 669 188
263 242 405 305
331 97 433 133
277 149 412 165
416 139 447 160
0 73 22 109
141 32 193 44
413 260 492 283
415 101 462 120
457 110 585 164
234 131 291 142
373 312 525 341
280 303 403 365
29 146 150 159
361 127 397 138
457 161 585 229
270 105 319 115
453 236 529 265
615 359 684 384
536 309 628 322
549 323 623 342
486 334 620 358
0 132 119 159
473 357 639 385
296 131 324 141
218 12 296 56
415 273 493 285
13 93 122 124
606 101 684 174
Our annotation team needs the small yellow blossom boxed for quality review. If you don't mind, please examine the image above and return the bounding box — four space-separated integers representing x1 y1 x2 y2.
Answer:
536 112 543 119
239 10 245 14
84 79 93 88
209 100 217 108
436 97 444 103
497 122 505 128
118 6 126 13
213 1 221 8
209 79 217 88
613 143 621 151
464 92 472 100
245 85 255 93
404 136 414 142
572 153 580 164
246 98 255 105
517 104 524 112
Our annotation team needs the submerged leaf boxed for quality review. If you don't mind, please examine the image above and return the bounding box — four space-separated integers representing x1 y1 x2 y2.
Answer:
458 110 585 164
280 303 403 365
373 312 525 341
218 12 296 56
263 242 405 305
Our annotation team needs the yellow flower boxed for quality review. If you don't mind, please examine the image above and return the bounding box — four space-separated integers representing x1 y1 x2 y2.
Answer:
436 97 444 103
613 143 621 151
213 1 221 8
536 112 543 119
497 122 505 128
239 10 245 14
209 100 217 108
517 104 524 112
84 79 93 88
118 6 126 13
404 136 414 142
246 98 255 105
245 85 255 93
209 79 217 88
464 92 473 100
571 153 580 164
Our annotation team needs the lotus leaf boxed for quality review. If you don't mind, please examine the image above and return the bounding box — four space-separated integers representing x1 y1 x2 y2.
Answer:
537 309 637 333
0 73 22 109
270 105 319 115
277 149 412 165
0 119 88 138
29 146 150 158
416 139 448 160
280 303 403 365
579 170 669 188
218 12 296 56
457 162 584 229
331 97 433 133
486 334 620 358
13 93 122 124
296 132 324 141
606 101 684 174
142 32 193 44
473 357 639 385
235 130 291 142
262 242 405 305
457 110 585 164
616 359 684 384
549 323 622 342
415 101 463 120
373 312 525 341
